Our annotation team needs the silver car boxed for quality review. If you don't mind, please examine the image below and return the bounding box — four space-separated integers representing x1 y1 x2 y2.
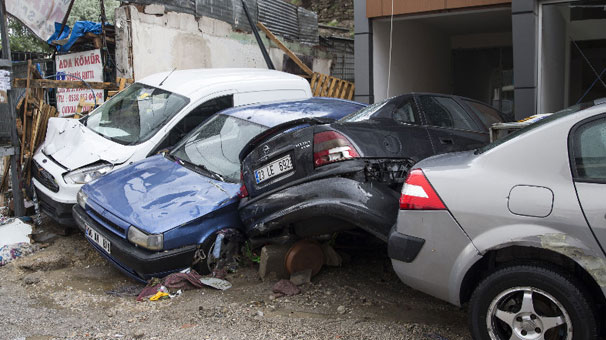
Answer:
389 100 606 340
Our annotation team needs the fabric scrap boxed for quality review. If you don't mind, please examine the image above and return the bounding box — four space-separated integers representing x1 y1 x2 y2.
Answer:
0 242 38 267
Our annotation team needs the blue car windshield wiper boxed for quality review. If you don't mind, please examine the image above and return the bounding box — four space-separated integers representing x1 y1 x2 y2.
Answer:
171 155 225 182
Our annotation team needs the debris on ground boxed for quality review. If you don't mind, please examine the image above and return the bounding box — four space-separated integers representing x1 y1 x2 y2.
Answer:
22 272 42 285
200 277 232 291
322 243 343 267
17 251 69 271
290 269 312 286
258 244 290 280
149 289 170 301
105 285 142 297
285 240 324 276
0 242 39 267
137 270 232 301
337 305 347 314
272 279 301 297
0 218 32 247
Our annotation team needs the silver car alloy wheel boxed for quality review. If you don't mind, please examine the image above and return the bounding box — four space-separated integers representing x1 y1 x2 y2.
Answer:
486 286 572 340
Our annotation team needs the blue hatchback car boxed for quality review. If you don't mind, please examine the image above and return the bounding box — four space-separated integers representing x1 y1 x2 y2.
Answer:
72 98 365 282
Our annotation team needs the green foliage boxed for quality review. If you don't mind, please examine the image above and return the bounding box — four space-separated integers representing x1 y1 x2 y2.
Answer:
68 0 120 26
8 18 51 52
4 0 121 52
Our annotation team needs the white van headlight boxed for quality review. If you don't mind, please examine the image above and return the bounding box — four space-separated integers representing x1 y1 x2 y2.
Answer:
76 189 88 209
64 163 114 184
128 226 163 251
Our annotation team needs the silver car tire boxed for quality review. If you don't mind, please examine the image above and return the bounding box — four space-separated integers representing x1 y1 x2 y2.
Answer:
468 265 597 340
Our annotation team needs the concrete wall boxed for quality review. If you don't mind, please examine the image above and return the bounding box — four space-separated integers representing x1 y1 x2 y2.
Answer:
114 5 331 81
372 19 452 101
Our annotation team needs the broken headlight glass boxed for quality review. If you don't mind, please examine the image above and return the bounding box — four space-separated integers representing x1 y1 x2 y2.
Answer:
63 162 114 185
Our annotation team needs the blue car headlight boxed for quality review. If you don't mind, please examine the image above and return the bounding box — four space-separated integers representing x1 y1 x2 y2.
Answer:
128 226 163 251
76 189 88 210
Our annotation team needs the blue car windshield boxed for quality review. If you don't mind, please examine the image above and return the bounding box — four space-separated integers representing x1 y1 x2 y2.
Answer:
83 83 189 145
171 115 266 182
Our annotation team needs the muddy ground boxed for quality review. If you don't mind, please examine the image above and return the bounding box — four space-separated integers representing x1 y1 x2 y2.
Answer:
0 223 470 340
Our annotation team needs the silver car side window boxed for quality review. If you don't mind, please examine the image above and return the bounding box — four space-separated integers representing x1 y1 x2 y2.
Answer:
572 117 606 181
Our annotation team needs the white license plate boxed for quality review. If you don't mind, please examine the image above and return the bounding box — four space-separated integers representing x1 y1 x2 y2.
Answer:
255 155 293 184
85 224 111 254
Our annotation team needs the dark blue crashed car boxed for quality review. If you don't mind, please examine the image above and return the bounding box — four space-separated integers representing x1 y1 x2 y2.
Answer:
72 98 365 282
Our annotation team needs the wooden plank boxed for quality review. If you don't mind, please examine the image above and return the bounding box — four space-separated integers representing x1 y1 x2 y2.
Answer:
118 77 127 91
13 78 122 90
347 84 355 100
336 80 346 98
310 73 319 93
320 75 331 97
29 101 43 159
0 156 9 193
313 74 325 97
21 60 31 164
339 82 350 99
327 77 338 97
256 22 314 77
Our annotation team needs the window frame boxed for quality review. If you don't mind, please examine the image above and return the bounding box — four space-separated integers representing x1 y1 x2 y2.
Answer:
460 98 505 129
416 94 485 133
391 95 422 126
149 94 234 155
568 113 606 184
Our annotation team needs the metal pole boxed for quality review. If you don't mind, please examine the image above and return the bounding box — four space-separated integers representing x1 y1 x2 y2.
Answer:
0 0 25 217
241 0 275 70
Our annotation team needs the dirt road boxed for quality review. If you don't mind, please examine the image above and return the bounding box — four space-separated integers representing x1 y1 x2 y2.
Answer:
0 228 470 340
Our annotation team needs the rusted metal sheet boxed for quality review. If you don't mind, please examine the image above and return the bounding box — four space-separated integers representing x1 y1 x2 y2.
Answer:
196 0 234 25
121 0 318 44
258 0 299 41
298 8 318 45
233 0 258 31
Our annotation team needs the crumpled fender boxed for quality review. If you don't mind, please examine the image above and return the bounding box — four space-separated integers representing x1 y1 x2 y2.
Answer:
42 117 132 170
450 224 606 305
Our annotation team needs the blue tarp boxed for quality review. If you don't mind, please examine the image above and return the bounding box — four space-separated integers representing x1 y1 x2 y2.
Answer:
47 21 103 53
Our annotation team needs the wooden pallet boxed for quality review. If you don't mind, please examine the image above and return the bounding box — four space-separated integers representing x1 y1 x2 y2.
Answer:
310 73 355 100
257 22 355 100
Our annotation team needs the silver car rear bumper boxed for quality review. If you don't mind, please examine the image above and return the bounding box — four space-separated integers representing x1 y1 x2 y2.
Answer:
390 210 481 306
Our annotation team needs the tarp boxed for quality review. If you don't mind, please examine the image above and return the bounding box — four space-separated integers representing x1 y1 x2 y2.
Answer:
6 0 72 41
47 21 103 52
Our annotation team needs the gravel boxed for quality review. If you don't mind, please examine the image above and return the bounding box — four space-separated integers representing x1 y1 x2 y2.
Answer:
0 232 471 340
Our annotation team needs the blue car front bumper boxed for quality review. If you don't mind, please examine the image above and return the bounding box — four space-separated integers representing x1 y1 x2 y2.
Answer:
73 205 197 283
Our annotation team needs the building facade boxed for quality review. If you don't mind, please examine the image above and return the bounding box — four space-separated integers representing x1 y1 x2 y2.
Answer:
355 0 606 119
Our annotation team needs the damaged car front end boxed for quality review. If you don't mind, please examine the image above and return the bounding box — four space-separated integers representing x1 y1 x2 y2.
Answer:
73 98 365 282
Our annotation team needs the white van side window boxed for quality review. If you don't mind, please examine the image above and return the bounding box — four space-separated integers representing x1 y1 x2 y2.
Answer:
151 95 233 154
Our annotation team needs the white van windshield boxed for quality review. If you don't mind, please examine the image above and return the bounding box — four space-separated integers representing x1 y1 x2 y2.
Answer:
83 83 189 145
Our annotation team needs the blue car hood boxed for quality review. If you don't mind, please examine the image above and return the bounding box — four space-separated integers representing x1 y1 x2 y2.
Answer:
85 155 240 234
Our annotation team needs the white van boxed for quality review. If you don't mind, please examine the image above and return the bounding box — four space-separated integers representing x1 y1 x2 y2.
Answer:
32 68 312 225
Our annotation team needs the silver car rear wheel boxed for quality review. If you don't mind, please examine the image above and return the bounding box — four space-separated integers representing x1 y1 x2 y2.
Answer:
469 265 598 340
487 286 572 340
